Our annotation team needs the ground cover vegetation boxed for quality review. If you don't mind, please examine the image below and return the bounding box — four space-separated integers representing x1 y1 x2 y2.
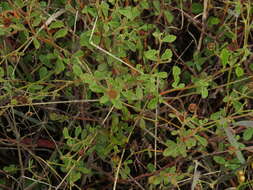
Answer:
0 0 253 189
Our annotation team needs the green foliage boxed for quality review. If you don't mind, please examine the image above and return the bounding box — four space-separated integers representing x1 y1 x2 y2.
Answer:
172 66 185 88
220 48 231 67
192 3 203 14
0 0 253 189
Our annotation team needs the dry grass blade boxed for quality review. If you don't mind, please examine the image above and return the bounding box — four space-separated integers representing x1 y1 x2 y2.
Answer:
223 124 246 164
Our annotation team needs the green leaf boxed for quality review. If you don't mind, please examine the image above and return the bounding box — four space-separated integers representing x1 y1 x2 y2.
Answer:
0 28 6 36
207 16 220 26
161 49 173 60
162 35 176 43
0 67 5 78
177 142 187 157
213 156 226 165
195 135 208 147
33 38 40 49
55 59 65 74
100 95 109 104
152 31 162 39
220 48 230 67
132 7 141 20
94 70 108 79
73 50 84 57
210 109 225 120
125 41 136 51
147 163 156 172
178 83 185 88
139 118 146 129
108 20 120 28
156 72 168 78
7 65 15 79
53 28 68 39
14 0 25 7
80 31 90 47
69 172 81 183
243 128 253 141
163 147 178 157
3 164 18 174
172 79 179 88
192 3 203 14
81 73 93 84
122 90 136 101
164 11 174 23
144 49 158 61
233 100 243 112
112 99 123 109
249 63 253 71
0 2 11 10
172 66 181 76
39 67 48 79
82 6 97 17
89 82 104 93
73 64 83 77
185 138 196 148
119 7 132 19
147 97 158 110
32 17 42 27
100 1 109 17
140 1 149 9
49 113 61 121
75 126 82 137
153 0 160 14
136 86 143 99
63 127 69 138
49 21 65 29
79 167 91 174
150 176 163 185
235 66 244 77
112 114 119 127
29 84 43 92
201 87 209 98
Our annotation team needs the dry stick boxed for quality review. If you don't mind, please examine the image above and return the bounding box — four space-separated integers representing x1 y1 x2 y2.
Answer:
174 40 197 76
129 175 146 190
223 124 245 164
102 106 114 125
118 157 182 183
88 16 144 126
73 11 78 38
179 0 184 30
88 17 145 189
113 148 126 190
0 184 12 190
178 170 221 185
197 0 208 52
169 5 216 41
22 9 66 53
24 138 65 185
112 115 142 190
113 100 150 190
0 9 67 65
89 17 143 75
154 77 159 169
22 176 57 190
191 161 200 190
9 107 25 189
0 99 99 109
71 10 79 52
55 156 83 190
55 134 97 189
